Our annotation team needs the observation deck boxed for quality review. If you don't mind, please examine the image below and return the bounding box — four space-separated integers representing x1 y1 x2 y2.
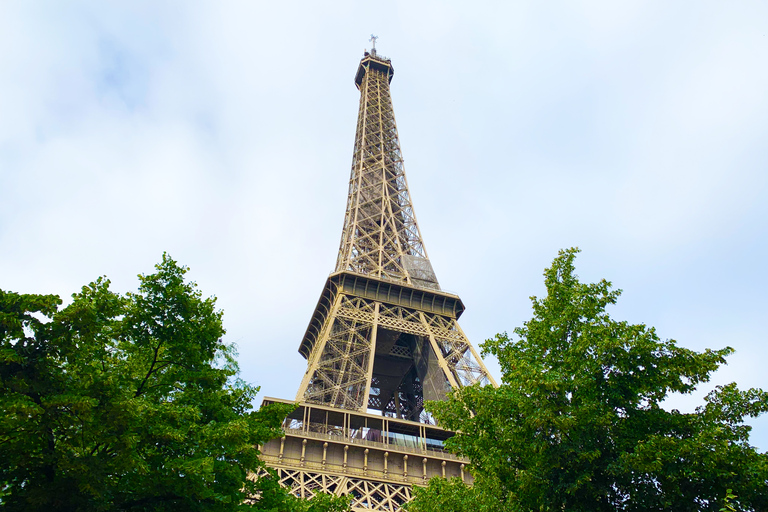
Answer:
261 397 471 486
355 50 394 88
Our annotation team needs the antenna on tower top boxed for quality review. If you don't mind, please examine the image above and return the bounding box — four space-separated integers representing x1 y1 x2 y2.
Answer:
370 34 378 55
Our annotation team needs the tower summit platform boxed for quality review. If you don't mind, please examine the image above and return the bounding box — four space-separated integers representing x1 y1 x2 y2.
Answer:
354 50 394 88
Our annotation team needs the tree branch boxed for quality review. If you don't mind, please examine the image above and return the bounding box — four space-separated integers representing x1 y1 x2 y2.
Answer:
134 342 162 398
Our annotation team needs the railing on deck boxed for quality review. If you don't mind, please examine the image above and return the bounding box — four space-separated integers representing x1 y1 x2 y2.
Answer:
281 426 464 462
262 453 438 485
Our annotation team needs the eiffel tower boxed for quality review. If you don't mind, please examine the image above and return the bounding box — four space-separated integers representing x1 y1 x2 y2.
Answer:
260 43 496 512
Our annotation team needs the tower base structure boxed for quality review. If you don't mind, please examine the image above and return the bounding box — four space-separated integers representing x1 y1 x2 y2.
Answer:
259 398 471 511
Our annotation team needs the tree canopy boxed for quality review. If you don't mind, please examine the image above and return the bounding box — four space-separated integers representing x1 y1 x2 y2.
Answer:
0 255 347 512
408 248 768 512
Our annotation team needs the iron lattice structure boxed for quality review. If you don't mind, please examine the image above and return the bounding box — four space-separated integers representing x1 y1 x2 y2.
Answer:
260 49 496 512
258 400 471 512
336 51 433 289
295 50 496 418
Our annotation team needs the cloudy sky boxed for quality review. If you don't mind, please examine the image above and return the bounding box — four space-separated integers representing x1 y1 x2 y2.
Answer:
2 2 767 450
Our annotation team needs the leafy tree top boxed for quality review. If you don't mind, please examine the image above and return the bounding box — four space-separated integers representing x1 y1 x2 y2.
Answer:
0 254 347 512
410 248 768 512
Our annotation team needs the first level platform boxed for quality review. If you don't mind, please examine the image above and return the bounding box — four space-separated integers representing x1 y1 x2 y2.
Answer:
259 398 471 511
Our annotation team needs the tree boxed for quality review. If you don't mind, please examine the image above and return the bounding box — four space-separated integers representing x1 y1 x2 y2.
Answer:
0 254 347 512
408 248 768 512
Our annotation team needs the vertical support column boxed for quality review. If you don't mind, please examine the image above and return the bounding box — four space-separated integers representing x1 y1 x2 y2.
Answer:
453 319 499 387
384 452 389 476
322 442 328 468
340 69 370 271
403 455 408 479
422 458 428 483
377 149 387 277
295 291 345 401
364 448 369 475
460 463 465 482
441 460 446 478
344 411 350 439
330 311 371 408
343 445 349 472
360 302 380 412
300 439 307 466
278 437 285 463
419 312 461 389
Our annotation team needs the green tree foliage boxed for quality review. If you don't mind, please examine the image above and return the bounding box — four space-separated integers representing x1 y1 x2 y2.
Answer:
0 255 348 512
406 477 483 512
409 248 768 512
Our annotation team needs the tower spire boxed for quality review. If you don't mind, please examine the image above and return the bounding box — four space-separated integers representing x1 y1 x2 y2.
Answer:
336 50 439 291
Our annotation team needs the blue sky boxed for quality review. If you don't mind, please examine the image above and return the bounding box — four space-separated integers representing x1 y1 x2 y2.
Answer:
1 1 767 450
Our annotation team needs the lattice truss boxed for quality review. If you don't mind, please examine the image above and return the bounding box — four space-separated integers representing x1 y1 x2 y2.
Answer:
256 467 412 512
335 56 438 290
302 296 376 411
298 293 493 420
296 51 496 423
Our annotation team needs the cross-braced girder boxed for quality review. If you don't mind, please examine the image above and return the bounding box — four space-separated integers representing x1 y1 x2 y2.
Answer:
296 285 495 422
266 467 413 511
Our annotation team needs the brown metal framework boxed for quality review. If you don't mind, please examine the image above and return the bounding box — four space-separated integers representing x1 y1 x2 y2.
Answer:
295 50 496 422
260 49 496 511
337 52 435 290
259 399 471 512
295 272 495 422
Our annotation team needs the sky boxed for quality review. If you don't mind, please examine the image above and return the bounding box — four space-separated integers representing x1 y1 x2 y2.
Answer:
1 1 767 450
